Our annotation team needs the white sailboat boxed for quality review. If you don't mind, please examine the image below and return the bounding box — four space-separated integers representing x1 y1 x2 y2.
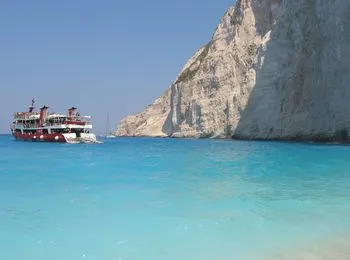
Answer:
105 111 116 138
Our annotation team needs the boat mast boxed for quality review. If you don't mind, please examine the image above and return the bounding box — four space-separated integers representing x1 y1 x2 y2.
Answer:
106 111 110 136
28 98 35 113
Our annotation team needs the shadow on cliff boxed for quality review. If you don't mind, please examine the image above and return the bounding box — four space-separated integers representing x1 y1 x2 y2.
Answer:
232 0 285 141
232 0 349 142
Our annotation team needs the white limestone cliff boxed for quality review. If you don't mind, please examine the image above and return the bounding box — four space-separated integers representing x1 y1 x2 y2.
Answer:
117 0 350 141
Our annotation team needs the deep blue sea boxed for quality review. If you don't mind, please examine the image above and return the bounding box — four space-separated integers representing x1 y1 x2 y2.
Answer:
1 135 350 259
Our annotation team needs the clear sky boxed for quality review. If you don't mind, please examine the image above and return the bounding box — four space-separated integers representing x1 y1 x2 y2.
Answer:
0 0 233 135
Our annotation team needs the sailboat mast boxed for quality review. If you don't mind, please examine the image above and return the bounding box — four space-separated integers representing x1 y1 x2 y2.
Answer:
106 111 110 136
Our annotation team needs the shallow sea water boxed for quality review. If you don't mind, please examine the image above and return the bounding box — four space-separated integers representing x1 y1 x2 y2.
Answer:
1 135 350 259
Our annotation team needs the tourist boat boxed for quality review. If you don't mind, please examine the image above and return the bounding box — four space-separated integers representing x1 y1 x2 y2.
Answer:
11 99 98 143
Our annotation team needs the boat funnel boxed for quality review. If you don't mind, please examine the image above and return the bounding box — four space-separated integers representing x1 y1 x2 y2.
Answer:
40 105 49 126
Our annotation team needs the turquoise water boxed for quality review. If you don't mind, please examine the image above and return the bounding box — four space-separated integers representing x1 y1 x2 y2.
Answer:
1 135 350 259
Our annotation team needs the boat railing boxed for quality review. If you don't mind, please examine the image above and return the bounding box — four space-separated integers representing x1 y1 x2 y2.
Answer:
13 113 92 127
21 123 40 128
65 116 91 124
13 112 40 120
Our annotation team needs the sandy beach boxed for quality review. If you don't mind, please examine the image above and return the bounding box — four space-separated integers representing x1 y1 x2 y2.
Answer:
269 234 350 260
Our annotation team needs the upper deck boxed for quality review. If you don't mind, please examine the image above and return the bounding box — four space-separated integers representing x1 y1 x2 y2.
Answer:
12 100 93 130
13 112 40 120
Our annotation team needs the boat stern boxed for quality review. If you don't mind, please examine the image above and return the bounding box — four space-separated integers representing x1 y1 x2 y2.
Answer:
62 133 98 143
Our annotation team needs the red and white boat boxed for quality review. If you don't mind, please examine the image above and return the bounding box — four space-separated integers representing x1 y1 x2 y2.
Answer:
11 99 98 143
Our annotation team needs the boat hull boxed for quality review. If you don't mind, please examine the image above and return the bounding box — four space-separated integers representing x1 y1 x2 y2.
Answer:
12 132 97 143
12 133 67 142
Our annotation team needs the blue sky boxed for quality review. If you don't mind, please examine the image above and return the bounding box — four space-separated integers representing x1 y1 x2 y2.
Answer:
0 0 233 134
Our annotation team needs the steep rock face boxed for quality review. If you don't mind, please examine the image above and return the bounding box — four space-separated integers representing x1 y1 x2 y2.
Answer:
117 0 282 138
116 89 171 137
117 0 350 141
235 0 350 141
